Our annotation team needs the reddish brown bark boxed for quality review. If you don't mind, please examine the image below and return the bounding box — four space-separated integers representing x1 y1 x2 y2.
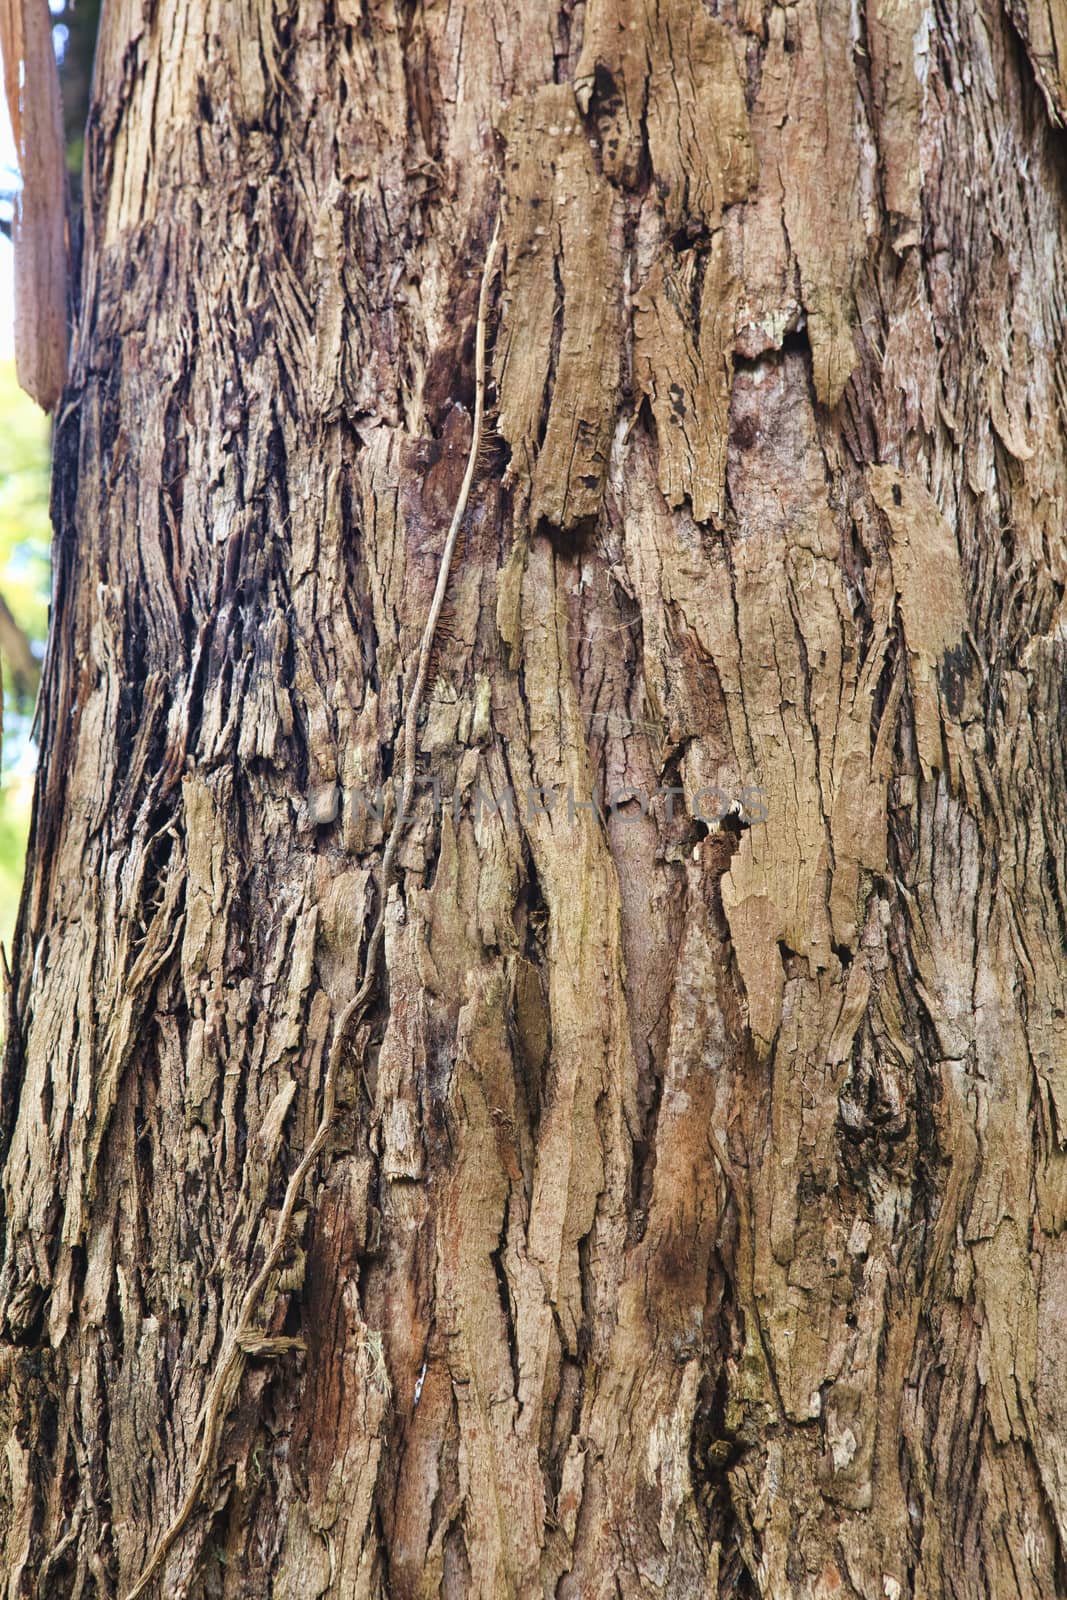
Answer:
3 1 1067 1596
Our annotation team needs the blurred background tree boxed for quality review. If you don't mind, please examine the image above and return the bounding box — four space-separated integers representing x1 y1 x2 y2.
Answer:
0 360 49 954
0 0 98 956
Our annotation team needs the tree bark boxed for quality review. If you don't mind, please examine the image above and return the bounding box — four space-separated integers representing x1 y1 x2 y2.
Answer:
3 1 1067 1596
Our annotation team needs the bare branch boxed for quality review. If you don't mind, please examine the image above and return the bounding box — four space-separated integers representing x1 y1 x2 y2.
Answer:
0 588 39 699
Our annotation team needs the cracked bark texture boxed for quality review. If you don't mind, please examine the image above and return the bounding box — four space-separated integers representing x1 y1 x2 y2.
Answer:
2 0 1067 1596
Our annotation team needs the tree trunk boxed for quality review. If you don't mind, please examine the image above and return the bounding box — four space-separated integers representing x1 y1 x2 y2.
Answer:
3 0 1067 1595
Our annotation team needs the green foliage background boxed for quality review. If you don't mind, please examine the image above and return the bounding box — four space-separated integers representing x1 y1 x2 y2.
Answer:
0 358 51 956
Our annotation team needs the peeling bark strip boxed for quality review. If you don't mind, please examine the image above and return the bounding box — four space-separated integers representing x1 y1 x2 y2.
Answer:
574 0 756 229
0 0 68 410
4 2 1067 1598
495 85 622 530
1006 0 1067 122
634 236 739 527
868 467 977 788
